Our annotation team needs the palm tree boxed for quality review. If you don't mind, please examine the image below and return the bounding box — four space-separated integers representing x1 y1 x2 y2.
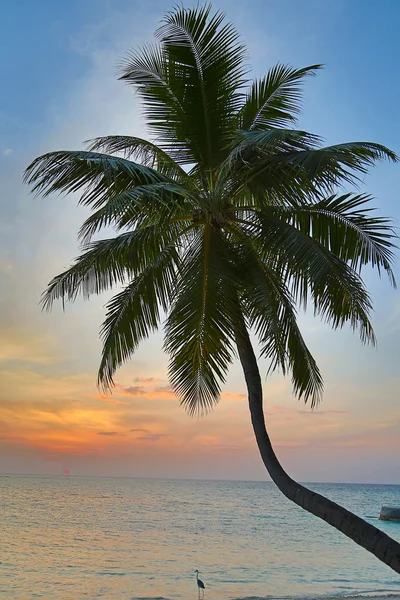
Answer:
25 4 400 573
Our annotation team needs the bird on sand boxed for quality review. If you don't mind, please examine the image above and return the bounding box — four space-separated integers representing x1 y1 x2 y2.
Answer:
194 569 205 598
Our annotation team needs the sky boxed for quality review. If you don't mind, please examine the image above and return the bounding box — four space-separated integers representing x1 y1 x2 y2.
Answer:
1 0 400 483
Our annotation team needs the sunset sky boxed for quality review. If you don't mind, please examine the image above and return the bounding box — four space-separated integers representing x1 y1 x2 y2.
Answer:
1 0 399 483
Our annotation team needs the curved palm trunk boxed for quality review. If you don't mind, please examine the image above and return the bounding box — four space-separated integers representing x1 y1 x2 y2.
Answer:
234 320 400 575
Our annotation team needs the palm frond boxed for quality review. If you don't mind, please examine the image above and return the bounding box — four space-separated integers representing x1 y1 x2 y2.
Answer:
215 131 323 211
252 210 376 344
86 135 189 181
284 194 397 284
230 224 323 406
165 227 237 415
42 225 182 310
264 141 398 188
119 42 193 164
238 64 322 129
223 139 397 207
217 128 321 199
157 4 247 168
24 150 171 208
98 244 180 390
77 183 194 245
120 4 247 169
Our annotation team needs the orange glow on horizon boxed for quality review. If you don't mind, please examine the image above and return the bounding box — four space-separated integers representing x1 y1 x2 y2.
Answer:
1 337 399 479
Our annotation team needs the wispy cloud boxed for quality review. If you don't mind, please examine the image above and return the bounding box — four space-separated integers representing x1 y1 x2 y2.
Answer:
124 385 147 396
109 381 177 400
133 377 162 384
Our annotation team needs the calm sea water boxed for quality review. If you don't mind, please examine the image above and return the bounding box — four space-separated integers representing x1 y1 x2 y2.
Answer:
1 476 400 599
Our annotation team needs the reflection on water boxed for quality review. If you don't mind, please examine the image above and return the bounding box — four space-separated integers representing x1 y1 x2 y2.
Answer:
1 477 400 599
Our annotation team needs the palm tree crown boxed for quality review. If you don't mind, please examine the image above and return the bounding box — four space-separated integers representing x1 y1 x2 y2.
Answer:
25 3 397 418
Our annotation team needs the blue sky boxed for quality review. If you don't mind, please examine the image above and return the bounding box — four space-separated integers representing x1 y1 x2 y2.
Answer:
1 0 399 482
3 0 400 147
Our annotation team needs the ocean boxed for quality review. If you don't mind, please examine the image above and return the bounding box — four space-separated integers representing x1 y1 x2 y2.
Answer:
1 476 400 599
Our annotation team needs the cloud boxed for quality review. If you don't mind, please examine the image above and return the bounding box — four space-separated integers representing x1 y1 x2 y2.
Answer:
133 377 161 384
97 431 118 436
138 433 169 442
154 384 174 393
111 381 177 400
220 391 247 401
91 395 130 406
129 428 169 442
130 428 149 433
2 148 13 156
124 385 147 396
